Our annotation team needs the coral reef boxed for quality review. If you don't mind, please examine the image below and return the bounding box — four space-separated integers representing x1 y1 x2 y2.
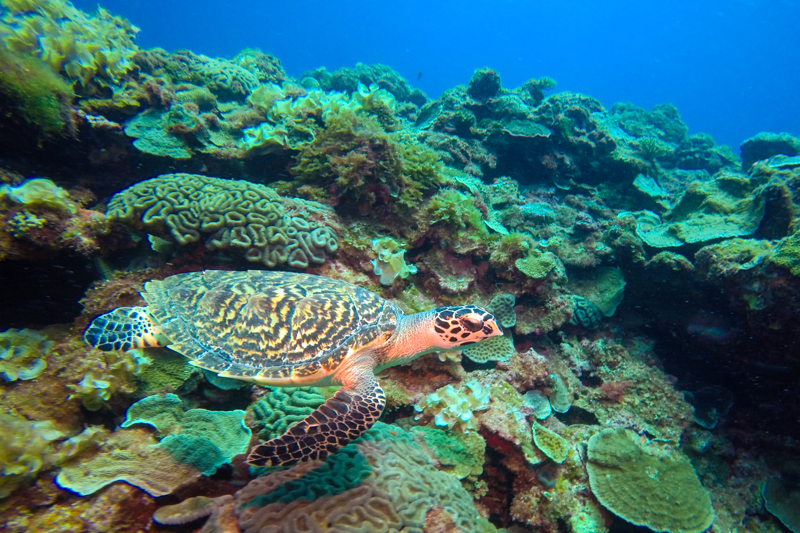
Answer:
0 11 798 532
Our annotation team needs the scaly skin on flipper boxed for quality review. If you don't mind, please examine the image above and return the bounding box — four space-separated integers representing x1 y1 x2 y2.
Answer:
83 307 168 351
247 357 384 467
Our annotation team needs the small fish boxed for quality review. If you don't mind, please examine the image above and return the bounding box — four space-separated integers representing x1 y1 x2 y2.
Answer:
417 71 422 81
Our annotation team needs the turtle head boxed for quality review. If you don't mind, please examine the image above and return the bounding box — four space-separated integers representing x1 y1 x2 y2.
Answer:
431 305 503 349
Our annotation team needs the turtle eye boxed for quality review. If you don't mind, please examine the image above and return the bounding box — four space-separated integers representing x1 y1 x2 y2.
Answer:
459 316 483 332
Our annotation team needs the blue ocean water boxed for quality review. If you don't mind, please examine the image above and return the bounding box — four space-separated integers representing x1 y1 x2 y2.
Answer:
72 0 800 149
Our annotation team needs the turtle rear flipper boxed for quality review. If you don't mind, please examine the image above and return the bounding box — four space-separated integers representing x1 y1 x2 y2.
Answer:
247 365 385 467
84 307 169 352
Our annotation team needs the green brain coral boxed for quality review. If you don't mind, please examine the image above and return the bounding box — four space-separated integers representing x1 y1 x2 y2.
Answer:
106 173 338 268
586 427 715 533
251 387 326 441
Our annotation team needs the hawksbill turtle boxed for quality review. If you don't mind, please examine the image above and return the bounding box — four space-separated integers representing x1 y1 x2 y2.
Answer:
84 270 502 467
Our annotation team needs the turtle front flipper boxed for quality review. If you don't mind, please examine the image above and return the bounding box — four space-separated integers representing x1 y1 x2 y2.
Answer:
247 365 385 467
84 307 169 351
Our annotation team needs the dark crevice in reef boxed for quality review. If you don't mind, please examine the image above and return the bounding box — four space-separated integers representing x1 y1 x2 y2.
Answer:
0 255 97 329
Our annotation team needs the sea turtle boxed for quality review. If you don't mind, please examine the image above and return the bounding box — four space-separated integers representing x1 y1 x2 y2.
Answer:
84 270 502 467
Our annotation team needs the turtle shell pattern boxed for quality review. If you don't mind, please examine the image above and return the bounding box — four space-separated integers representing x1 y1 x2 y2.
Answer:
142 270 402 384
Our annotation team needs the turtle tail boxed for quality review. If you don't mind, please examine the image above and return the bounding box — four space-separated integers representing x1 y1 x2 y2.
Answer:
84 307 168 351
247 367 385 467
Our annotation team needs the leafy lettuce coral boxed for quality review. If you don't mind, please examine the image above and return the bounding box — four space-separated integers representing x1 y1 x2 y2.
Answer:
57 394 251 496
1 413 106 498
370 236 417 286
0 177 77 213
67 348 150 410
415 380 491 433
0 0 139 89
0 328 51 381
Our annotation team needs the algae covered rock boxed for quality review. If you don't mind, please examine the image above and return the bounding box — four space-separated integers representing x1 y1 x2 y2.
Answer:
586 428 715 533
532 422 569 463
764 475 800 533
631 172 768 248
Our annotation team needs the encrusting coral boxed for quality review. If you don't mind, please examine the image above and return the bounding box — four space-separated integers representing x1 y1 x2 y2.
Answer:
586 427 715 533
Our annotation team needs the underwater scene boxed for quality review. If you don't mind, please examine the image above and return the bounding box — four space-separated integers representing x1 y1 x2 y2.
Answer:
1 0 799 532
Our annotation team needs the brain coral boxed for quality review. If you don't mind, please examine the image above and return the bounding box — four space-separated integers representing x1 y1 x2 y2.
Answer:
106 173 338 268
193 422 496 533
586 428 715 533
251 386 326 441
